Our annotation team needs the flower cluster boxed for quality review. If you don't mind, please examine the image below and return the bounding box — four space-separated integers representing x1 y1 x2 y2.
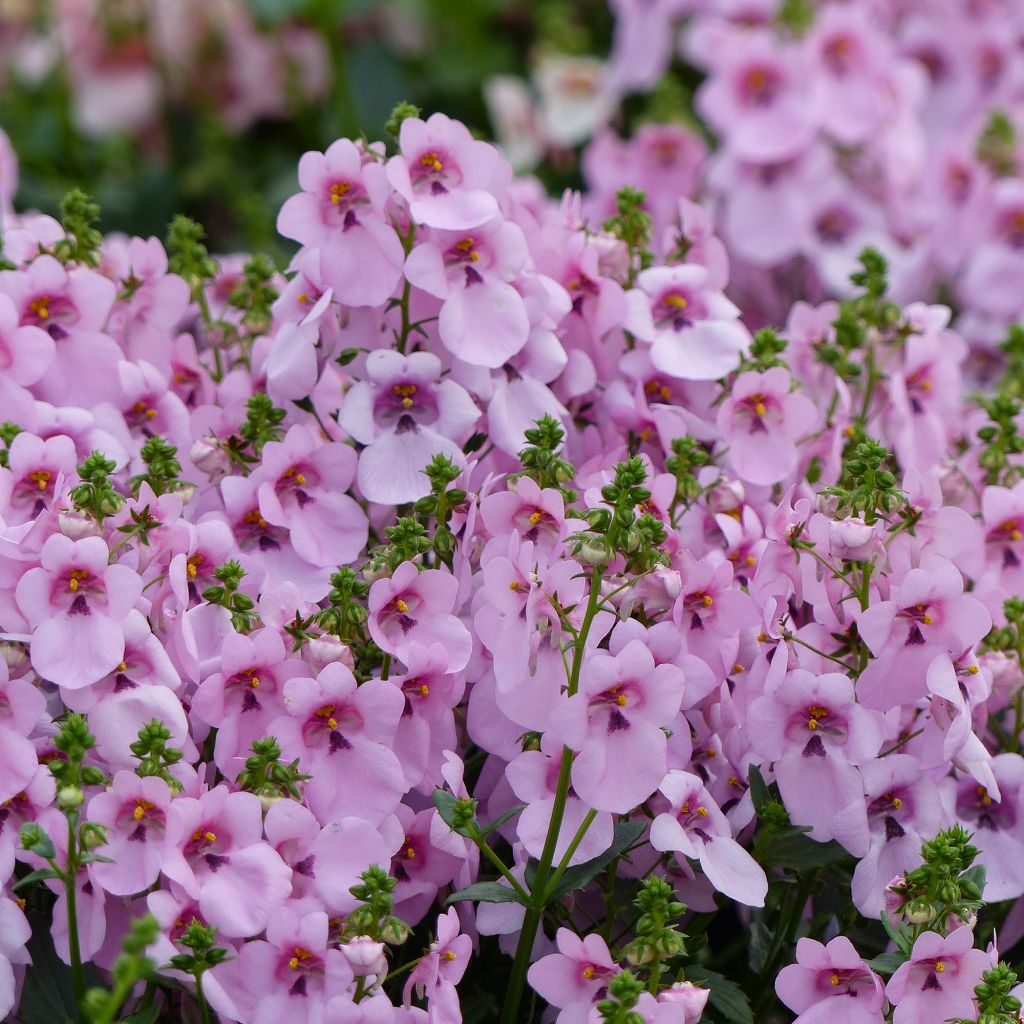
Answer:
0 96 1024 1024
485 0 1024 365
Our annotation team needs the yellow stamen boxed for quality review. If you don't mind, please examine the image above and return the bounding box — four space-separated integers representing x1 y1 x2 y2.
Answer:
29 470 51 491
696 806 708 816
329 181 350 204
509 581 523 591
442 950 457 961
830 973 840 986
528 511 543 526
187 554 204 579
133 799 154 821
705 748 717 758
663 293 688 310
250 675 260 689
616 694 627 707
420 152 443 173
891 797 902 809
419 684 429 696
204 831 216 843
289 947 313 969
935 961 944 973
754 401 767 417
117 661 127 672
395 598 409 614
745 555 757 567
733 664 745 674
582 965 595 980
404 846 416 859
922 614 933 625
30 296 50 320
68 569 88 592
968 665 979 675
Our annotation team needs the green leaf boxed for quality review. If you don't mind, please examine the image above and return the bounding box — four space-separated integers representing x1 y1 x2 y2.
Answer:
432 789 473 838
961 863 987 898
546 820 646 902
17 909 104 1024
12 867 62 892
479 803 527 838
684 966 753 1024
747 764 770 816
447 881 525 906
760 830 851 870
867 951 906 975
119 1007 161 1024
747 921 771 973
78 853 115 865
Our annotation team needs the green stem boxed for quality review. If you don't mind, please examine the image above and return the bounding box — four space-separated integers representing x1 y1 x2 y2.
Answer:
783 633 856 672
65 816 85 1011
499 568 603 1024
544 809 598 900
194 971 214 1024
472 834 531 905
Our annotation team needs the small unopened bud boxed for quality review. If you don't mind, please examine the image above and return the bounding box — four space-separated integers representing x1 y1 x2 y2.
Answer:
58 785 84 809
0 642 27 669
657 981 710 1024
905 900 936 924
58 508 102 540
305 635 355 673
576 538 611 567
341 936 387 977
189 438 229 476
380 917 410 944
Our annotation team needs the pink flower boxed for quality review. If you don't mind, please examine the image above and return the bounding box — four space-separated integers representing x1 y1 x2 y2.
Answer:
387 113 504 230
0 897 30 1020
627 264 750 382
16 534 142 689
270 663 406 826
748 669 882 846
856 555 991 710
886 928 990 1024
527 928 617 1023
277 138 404 307
214 906 350 1024
403 908 472 1024
696 29 821 163
404 219 531 367
776 936 886 1024
368 562 472 672
161 786 293 938
86 771 173 896
717 368 817 485
550 637 685 814
651 770 767 907
255 424 368 568
338 350 479 506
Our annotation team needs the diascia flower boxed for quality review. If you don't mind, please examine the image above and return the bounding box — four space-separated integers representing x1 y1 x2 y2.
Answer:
626 264 751 382
550 638 685 814
716 368 818 486
885 928 991 1024
775 936 886 1024
15 534 142 689
651 770 768 907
